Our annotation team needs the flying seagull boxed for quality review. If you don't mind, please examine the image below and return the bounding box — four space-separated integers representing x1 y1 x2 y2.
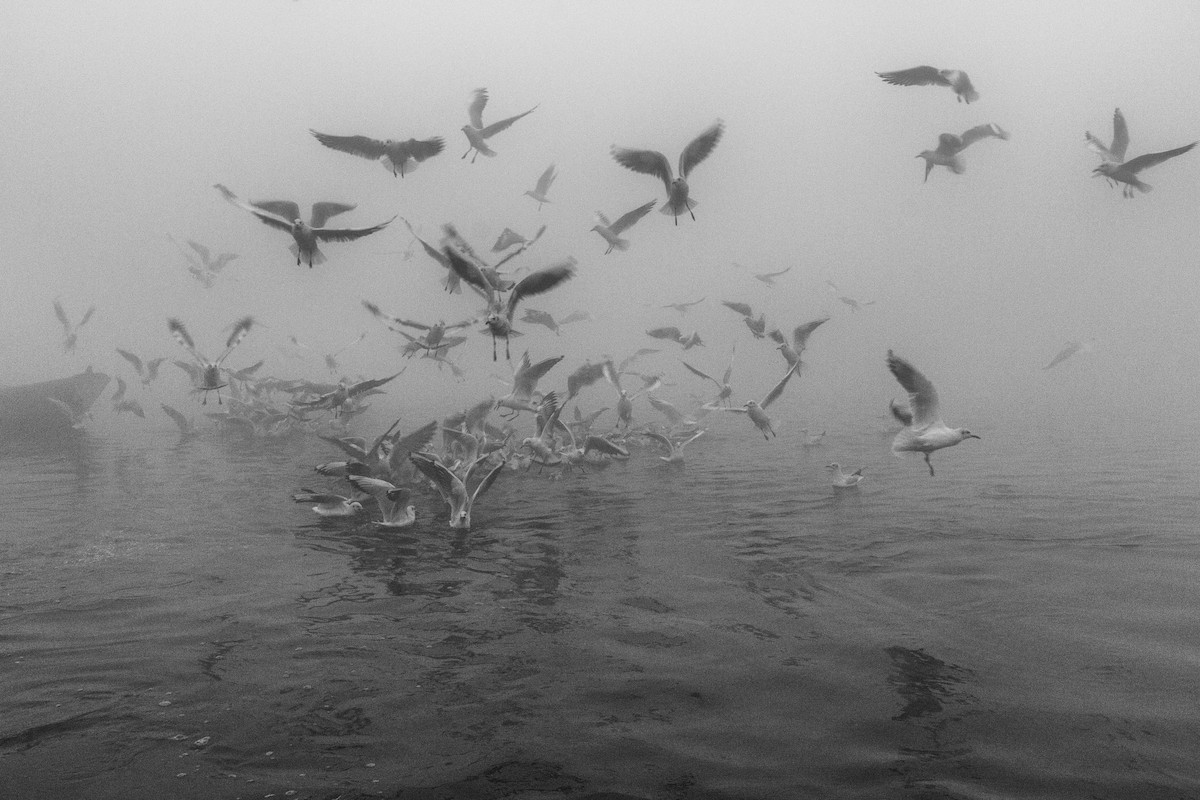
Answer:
524 163 557 209
167 316 253 405
461 88 539 162
310 129 445 178
53 299 95 353
1086 107 1130 188
591 199 656 254
214 184 393 268
611 119 725 224
706 365 796 440
917 123 1010 181
1092 139 1197 198
877 66 978 104
886 350 980 476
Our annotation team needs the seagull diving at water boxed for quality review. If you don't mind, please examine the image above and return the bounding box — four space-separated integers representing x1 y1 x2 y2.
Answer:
641 430 705 466
347 475 416 529
214 184 394 268
410 452 505 530
310 128 445 178
886 350 980 477
611 119 725 224
877 66 979 104
461 88 539 162
917 124 1010 182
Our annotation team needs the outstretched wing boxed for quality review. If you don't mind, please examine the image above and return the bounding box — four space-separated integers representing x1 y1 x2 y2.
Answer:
116 348 144 373
609 199 657 235
160 403 192 433
877 66 949 88
467 88 489 129
310 130 388 161
646 327 682 341
611 146 673 193
167 318 206 363
886 350 940 427
53 299 70 331
792 317 830 350
214 184 295 232
480 104 538 138
959 123 1009 149
310 201 357 228
1110 108 1130 162
678 119 724 178
1122 141 1198 175
760 366 796 410
682 361 721 389
313 216 395 242
468 456 506 502
506 259 576 320
722 300 753 317
533 163 557 195
214 316 253 366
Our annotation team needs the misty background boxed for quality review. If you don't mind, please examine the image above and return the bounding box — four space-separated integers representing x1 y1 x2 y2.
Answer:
5 0 1199 436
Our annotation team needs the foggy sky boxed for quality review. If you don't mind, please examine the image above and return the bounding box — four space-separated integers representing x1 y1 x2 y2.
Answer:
5 0 1200 434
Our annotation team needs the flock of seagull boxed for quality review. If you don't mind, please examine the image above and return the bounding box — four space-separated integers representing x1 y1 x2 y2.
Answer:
45 71 1193 530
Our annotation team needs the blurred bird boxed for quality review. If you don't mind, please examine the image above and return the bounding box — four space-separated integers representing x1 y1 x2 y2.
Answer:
347 475 416 528
496 352 564 416
53 299 95 354
611 119 725 224
110 378 145 418
1086 108 1130 188
524 163 557 209
444 244 576 361
707 366 796 440
291 490 364 517
161 403 200 440
877 66 978 104
167 316 254 405
602 360 661 429
722 301 767 338
1092 140 1197 198
886 350 980 476
661 297 705 314
682 347 735 406
646 327 704 349
460 88 539 162
590 199 656 254
410 452 505 530
751 266 791 286
1043 339 1093 370
917 123 1009 181
641 430 705 466
167 235 238 288
214 184 393 268
116 348 166 386
769 317 829 372
291 372 403 417
310 129 445 177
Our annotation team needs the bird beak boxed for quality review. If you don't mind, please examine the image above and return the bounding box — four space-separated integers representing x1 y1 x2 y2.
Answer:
968 433 982 440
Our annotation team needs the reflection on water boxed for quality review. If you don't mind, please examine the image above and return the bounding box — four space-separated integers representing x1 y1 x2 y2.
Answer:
2 423 1200 798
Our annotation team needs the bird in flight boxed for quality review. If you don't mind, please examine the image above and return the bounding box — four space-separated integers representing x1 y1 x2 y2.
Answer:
877 66 978 104
310 129 445 178
611 119 725 224
886 350 980 476
591 199 657 254
916 123 1010 181
460 88 539 162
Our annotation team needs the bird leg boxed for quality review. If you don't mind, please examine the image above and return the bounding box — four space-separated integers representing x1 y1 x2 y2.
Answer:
504 337 510 360
491 332 497 362
689 209 696 221
924 453 935 476
461 147 471 159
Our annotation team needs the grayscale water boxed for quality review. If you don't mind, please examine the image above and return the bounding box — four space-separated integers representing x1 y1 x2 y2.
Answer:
3 410 1199 799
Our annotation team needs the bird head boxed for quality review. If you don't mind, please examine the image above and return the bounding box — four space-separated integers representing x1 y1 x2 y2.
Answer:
349 501 365 512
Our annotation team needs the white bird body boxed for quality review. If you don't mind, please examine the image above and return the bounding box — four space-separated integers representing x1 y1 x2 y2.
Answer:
292 490 364 517
643 430 704 465
611 120 724 225
917 124 1009 181
877 66 978 103
348 475 416 529
524 163 557 208
709 365 796 439
886 350 980 476
410 452 505 529
826 463 865 488
460 88 539 162
591 199 656 254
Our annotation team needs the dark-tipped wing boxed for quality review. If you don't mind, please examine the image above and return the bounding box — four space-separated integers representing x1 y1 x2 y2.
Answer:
215 316 253 365
250 199 303 222
567 362 607 399
401 136 445 162
410 452 458 497
310 130 389 161
722 300 753 317
611 146 673 192
214 185 295 232
583 435 629 458
533 163 557 195
310 201 356 228
1122 141 1198 175
886 350 939 427
313 216 395 242
877 66 949 88
609 199 657 235
116 348 144 373
347 371 403 398
479 104 538 139
506 259 576 320
167 318 205 363
682 361 720 388
443 245 493 295
678 119 724 178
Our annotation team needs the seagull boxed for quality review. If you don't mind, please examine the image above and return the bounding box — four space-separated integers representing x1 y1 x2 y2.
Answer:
749 266 792 286
347 475 416 529
1086 108 1130 188
611 119 725 224
887 350 980 476
826 463 865 488
646 327 704 350
590 199 657 254
496 352 564 417
53 299 95 353
46 397 91 430
116 348 166 386
917 123 1010 181
443 244 575 361
722 301 767 338
524 163 557 209
310 129 445 178
492 228 529 252
410 452 505 530
1092 140 1197 198
214 184 394 268
642 430 705 465
602 360 661 429
768 317 829 372
1044 339 1093 370
363 301 472 356
461 88 539 162
291 489 364 517
661 297 705 314
707 365 796 440
167 316 253 404
291 372 403 417
877 66 979 104
801 428 826 447
682 347 735 406
167 235 238 288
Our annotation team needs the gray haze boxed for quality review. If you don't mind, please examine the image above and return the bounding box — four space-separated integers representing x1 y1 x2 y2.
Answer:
6 0 1200 432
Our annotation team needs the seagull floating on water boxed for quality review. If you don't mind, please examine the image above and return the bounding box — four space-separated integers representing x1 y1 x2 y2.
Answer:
611 119 724 224
310 129 445 178
917 124 1009 182
214 184 394 268
461 88 539 163
886 350 980 476
877 66 979 104
292 489 364 517
826 463 865 488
